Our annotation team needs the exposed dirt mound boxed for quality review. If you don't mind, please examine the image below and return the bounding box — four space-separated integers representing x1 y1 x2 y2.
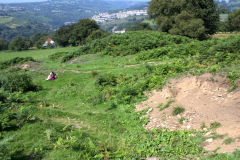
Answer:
136 73 240 153
20 61 43 71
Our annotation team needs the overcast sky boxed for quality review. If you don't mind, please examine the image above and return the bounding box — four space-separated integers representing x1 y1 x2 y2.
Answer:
0 0 149 4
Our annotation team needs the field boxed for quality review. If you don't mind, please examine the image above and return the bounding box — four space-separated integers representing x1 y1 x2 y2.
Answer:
1 31 240 159
0 16 14 24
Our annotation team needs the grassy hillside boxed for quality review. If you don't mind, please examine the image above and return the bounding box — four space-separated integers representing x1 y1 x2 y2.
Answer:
1 31 240 159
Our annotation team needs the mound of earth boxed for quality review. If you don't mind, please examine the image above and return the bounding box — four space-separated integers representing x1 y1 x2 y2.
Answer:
136 73 240 153
20 61 43 71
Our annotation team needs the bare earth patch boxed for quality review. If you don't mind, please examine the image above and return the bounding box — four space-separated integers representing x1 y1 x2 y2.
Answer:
136 73 240 153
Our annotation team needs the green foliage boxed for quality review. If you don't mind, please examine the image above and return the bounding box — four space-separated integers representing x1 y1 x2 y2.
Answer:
210 122 221 129
2 30 240 159
49 52 68 61
227 70 240 91
228 9 240 31
159 99 175 111
0 57 35 69
223 138 234 145
86 30 110 43
126 22 152 31
169 11 207 40
0 21 52 42
62 31 192 62
172 106 185 116
8 37 31 51
148 0 219 39
0 38 8 51
179 118 185 125
54 19 100 47
0 73 38 93
136 35 240 67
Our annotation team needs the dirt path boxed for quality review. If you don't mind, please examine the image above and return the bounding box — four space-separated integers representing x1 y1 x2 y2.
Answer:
136 73 240 153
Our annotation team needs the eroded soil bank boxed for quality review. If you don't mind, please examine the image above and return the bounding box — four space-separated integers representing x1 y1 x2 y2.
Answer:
136 73 240 153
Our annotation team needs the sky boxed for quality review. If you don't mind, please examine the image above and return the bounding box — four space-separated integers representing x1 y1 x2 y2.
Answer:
0 0 149 4
0 0 47 3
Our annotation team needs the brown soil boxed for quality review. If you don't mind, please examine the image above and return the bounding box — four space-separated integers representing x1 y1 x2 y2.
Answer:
212 33 239 39
136 73 240 153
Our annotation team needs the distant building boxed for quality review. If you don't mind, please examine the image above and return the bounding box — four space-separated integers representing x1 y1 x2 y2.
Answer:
43 38 55 47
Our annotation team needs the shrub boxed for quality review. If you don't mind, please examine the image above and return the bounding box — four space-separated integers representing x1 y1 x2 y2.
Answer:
62 31 192 62
172 106 185 116
95 73 118 89
0 73 38 93
9 37 31 51
0 38 8 51
49 52 68 61
0 57 35 69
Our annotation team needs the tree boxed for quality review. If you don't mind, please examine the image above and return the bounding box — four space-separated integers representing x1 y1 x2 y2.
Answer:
126 23 152 31
54 19 100 47
68 19 99 46
8 37 31 51
53 25 73 47
228 9 240 31
148 0 219 39
86 30 110 43
0 38 8 51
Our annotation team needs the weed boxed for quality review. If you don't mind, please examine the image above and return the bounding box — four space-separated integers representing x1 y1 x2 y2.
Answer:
159 99 175 111
223 138 234 145
210 122 221 129
201 122 207 130
179 117 185 125
91 71 98 78
172 106 185 116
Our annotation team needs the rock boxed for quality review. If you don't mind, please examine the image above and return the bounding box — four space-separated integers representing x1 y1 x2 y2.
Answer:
146 108 153 114
206 138 213 143
205 132 211 136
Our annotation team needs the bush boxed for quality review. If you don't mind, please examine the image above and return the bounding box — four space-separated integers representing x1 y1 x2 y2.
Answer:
0 38 8 51
49 52 68 61
0 73 38 93
0 57 35 69
9 37 31 51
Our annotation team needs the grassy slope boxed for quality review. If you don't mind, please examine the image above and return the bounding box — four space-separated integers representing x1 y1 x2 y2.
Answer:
1 32 240 159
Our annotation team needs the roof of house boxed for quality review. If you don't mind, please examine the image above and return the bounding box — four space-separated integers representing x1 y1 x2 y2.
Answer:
45 38 54 44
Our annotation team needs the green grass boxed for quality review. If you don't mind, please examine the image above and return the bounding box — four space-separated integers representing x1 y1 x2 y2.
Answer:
158 99 175 111
0 47 79 62
0 16 14 24
223 138 234 145
172 106 185 116
210 122 222 129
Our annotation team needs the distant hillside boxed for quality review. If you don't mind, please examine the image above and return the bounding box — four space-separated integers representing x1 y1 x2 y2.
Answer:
0 0 148 41
216 0 240 11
